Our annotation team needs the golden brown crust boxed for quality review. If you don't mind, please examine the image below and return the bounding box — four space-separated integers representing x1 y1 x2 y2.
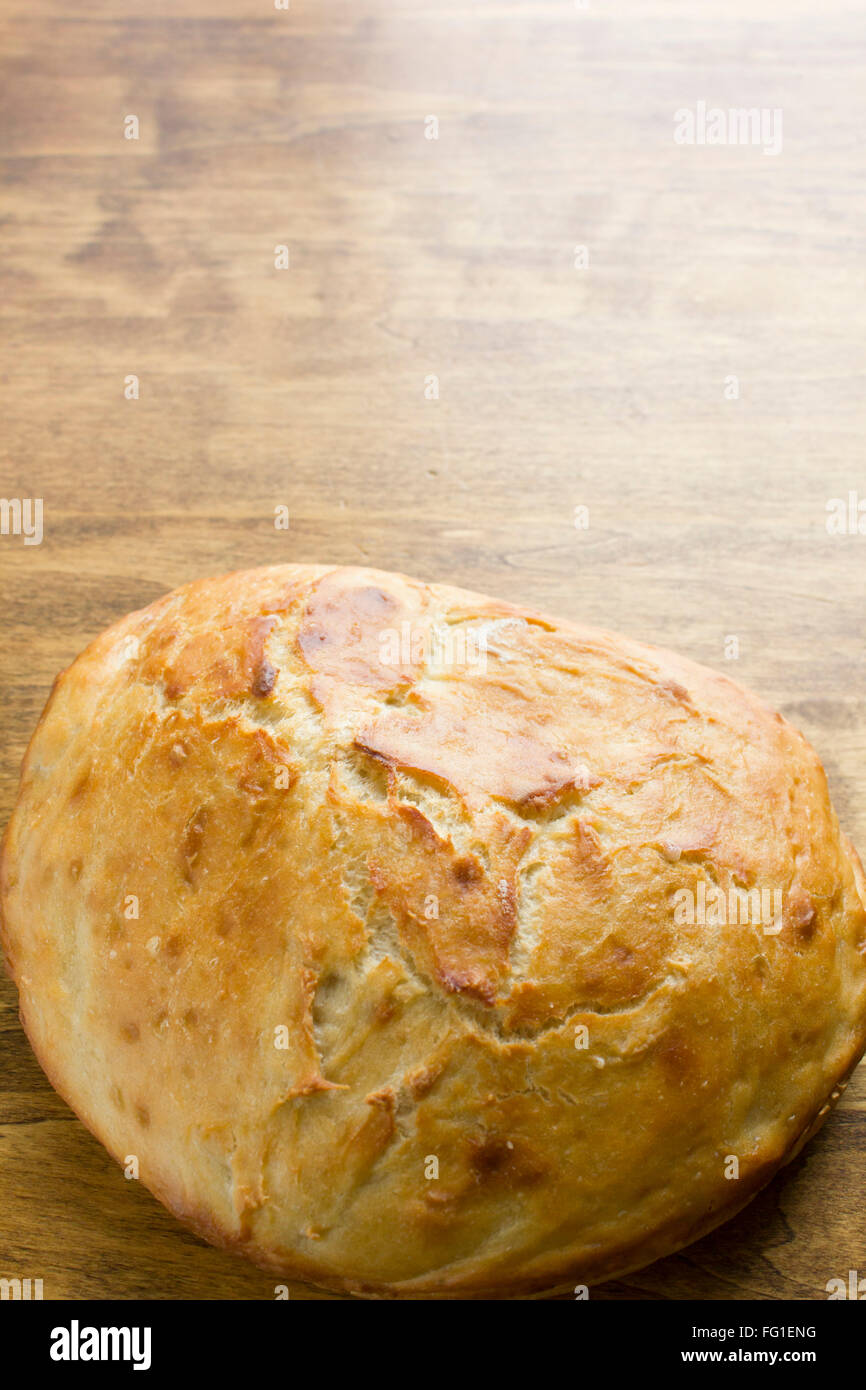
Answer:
2 563 865 1297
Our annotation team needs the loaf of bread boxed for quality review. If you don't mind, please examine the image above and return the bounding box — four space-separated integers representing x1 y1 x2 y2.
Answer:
2 564 865 1297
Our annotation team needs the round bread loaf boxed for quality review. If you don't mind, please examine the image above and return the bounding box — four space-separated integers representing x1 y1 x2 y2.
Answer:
2 564 866 1298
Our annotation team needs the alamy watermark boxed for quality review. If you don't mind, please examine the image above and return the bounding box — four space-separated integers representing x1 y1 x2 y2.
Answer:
379 621 488 675
674 102 783 157
826 1270 866 1299
0 1276 43 1300
50 1321 151 1370
672 883 784 934
826 491 866 535
0 497 43 545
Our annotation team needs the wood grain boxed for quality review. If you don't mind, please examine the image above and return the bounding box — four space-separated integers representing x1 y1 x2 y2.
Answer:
1 0 865 1300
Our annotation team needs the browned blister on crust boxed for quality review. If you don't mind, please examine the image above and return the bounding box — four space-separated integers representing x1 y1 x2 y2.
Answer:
1 563 865 1297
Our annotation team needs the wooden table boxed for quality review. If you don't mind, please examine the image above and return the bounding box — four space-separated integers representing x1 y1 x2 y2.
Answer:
2 0 865 1301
